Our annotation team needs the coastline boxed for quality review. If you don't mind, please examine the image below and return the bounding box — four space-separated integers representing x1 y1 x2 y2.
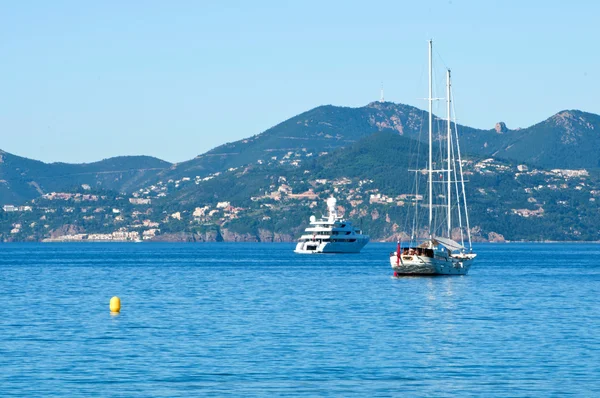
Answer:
33 239 600 244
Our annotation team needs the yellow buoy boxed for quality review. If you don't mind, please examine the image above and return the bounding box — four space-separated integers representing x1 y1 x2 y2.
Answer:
110 296 121 313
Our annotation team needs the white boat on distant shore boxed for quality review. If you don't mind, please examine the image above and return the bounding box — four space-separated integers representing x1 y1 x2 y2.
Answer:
295 196 369 254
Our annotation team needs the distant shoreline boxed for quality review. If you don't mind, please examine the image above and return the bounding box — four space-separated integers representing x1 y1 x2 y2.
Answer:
41 239 143 243
33 240 600 244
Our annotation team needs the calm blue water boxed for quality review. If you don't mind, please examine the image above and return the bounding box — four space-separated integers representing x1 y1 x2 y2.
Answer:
1 242 599 397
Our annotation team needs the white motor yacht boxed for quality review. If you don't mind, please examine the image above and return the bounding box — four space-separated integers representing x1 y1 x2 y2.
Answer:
295 196 369 254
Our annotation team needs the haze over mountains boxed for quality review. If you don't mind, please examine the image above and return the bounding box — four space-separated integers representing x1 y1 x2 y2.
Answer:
1 101 599 207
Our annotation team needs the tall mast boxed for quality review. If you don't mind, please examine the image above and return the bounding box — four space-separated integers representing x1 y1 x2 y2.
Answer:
446 69 452 238
428 39 433 236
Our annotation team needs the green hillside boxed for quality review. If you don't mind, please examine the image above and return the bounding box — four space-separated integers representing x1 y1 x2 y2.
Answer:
0 151 171 205
474 110 600 168
2 130 599 242
140 131 600 242
159 102 482 180
0 102 600 222
157 103 600 184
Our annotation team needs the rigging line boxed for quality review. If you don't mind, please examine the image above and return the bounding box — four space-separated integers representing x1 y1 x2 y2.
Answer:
446 69 452 239
450 86 473 250
434 47 450 72
428 40 433 237
431 112 447 238
450 125 465 247
409 101 428 245
416 55 427 105
411 42 442 244
412 165 420 245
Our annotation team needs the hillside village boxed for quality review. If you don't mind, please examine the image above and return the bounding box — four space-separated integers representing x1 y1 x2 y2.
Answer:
1 144 598 242
1 102 600 242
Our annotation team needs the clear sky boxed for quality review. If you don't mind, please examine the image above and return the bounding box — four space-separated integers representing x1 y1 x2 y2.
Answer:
0 0 598 163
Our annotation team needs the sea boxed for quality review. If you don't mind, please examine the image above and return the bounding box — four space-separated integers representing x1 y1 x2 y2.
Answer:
1 242 599 397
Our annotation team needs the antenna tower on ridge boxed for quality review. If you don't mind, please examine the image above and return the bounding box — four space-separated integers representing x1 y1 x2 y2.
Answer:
380 82 385 102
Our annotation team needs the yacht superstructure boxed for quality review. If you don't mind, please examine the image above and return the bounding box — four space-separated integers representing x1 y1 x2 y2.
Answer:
295 197 369 254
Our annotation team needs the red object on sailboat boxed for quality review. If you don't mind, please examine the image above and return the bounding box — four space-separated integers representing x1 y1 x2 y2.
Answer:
396 241 401 265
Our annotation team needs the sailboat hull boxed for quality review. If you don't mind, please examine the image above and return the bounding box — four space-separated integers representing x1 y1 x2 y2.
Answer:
387 41 478 277
390 253 475 276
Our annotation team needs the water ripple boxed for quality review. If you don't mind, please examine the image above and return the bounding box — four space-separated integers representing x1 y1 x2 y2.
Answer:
0 242 599 396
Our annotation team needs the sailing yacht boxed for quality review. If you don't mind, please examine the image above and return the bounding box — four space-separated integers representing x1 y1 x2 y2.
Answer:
390 40 477 276
295 196 369 254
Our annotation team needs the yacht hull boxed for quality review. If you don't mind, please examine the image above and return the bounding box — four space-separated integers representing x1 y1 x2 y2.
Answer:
295 239 369 254
389 253 475 275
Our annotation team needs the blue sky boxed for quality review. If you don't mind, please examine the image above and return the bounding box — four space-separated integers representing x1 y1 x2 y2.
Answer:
0 0 598 163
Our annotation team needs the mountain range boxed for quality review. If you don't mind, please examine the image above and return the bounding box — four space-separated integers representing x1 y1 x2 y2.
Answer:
0 151 170 205
156 103 600 182
1 101 599 242
2 102 599 206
